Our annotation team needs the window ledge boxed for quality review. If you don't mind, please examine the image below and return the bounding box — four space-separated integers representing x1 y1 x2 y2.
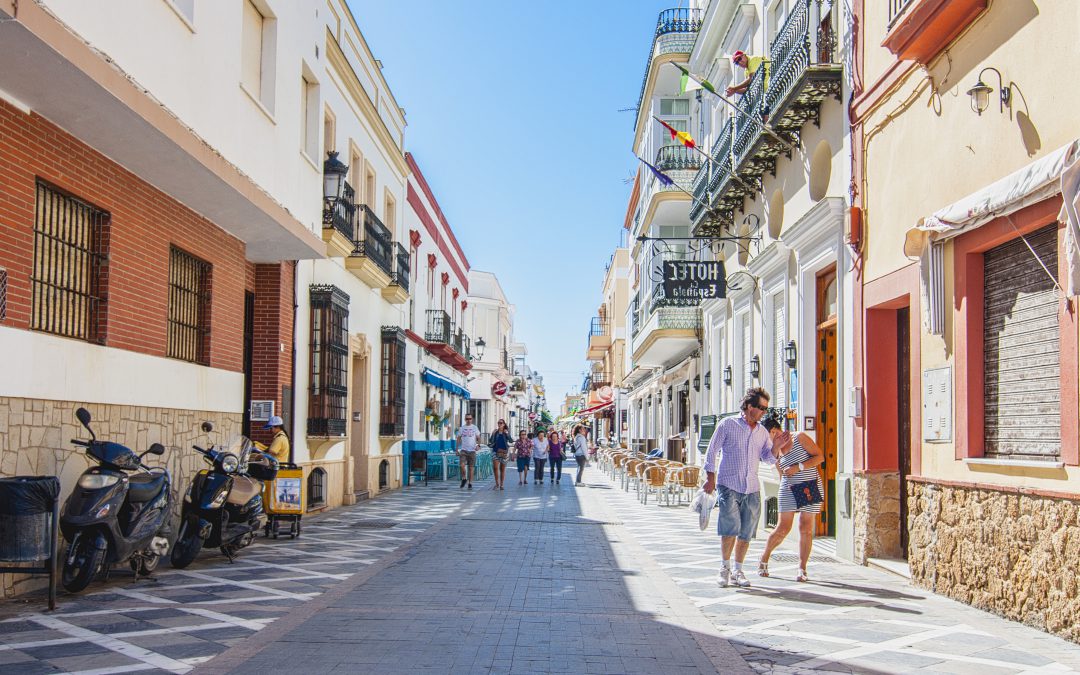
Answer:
964 457 1065 470
240 83 276 124
300 149 320 173
882 0 987 65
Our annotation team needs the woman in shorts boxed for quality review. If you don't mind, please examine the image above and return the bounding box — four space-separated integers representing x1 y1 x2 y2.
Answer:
489 419 512 490
513 430 532 485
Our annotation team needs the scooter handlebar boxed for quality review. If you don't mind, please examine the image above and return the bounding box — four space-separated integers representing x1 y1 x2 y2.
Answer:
71 439 90 447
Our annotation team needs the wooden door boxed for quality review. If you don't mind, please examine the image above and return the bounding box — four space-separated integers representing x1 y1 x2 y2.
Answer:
816 326 838 536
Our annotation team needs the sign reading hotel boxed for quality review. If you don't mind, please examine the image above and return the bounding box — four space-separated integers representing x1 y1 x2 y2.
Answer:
662 261 725 301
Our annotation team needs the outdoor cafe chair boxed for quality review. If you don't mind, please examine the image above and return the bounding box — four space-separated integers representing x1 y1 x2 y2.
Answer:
641 465 670 505
674 466 702 505
622 459 643 492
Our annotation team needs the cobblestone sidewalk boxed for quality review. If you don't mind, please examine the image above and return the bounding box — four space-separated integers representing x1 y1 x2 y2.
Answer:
598 471 1080 674
0 486 474 674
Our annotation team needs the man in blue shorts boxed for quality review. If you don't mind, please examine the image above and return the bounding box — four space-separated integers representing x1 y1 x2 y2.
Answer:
703 387 790 587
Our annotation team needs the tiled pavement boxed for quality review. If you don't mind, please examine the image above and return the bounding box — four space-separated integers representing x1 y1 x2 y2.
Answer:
0 487 473 674
599 471 1080 674
3 468 1079 674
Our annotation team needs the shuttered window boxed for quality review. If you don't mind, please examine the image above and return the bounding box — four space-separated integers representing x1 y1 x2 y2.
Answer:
740 313 752 394
380 326 407 437
772 291 786 407
308 285 350 437
983 224 1060 460
167 247 212 365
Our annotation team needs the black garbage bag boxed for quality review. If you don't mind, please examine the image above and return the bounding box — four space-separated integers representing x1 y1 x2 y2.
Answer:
0 476 61 516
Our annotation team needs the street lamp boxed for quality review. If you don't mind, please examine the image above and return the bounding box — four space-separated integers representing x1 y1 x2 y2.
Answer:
722 366 732 386
750 355 761 380
704 371 711 389
693 375 701 392
967 67 1011 116
474 337 486 360
784 340 797 368
322 151 349 203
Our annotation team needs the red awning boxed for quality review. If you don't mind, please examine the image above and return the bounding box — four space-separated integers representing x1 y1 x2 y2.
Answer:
577 401 613 417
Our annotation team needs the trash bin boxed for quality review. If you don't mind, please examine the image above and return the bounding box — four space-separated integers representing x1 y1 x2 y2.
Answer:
409 450 428 486
0 476 60 562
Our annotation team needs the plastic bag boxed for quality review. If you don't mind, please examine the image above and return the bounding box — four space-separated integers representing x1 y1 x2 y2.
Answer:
689 488 716 531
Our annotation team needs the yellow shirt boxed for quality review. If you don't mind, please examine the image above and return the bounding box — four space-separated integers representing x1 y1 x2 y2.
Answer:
268 431 290 462
746 56 771 90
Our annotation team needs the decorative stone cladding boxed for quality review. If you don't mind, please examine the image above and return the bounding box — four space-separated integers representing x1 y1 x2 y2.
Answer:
0 397 241 598
852 470 902 563
907 479 1080 643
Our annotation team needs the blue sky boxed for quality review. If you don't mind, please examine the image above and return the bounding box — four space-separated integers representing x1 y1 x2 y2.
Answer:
348 0 675 407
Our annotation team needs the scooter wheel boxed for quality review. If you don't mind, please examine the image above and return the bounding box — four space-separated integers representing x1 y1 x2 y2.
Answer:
62 537 106 593
130 554 160 576
170 521 201 569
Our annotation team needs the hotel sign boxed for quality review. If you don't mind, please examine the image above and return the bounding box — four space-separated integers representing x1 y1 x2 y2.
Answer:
662 261 725 301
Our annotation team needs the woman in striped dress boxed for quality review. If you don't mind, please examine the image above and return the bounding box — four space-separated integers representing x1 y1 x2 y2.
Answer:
757 417 825 582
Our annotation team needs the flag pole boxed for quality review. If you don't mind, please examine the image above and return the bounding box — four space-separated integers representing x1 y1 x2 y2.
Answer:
649 115 756 194
673 63 799 155
634 156 713 213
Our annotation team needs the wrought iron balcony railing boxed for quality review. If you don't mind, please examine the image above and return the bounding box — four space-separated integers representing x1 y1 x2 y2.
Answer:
689 162 710 225
888 0 915 26
633 8 703 131
591 371 612 390
425 309 453 344
353 204 394 278
389 242 410 291
589 317 610 338
654 145 701 172
323 181 356 240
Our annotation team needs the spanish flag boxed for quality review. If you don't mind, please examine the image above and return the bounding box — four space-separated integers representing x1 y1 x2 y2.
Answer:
656 118 695 149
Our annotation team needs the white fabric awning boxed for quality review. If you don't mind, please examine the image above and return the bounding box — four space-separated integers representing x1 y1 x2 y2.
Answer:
904 140 1080 334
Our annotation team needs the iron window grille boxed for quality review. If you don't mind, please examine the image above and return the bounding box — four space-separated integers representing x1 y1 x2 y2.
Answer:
308 284 350 437
0 268 6 320
380 326 406 437
167 246 212 365
31 180 109 343
308 467 327 509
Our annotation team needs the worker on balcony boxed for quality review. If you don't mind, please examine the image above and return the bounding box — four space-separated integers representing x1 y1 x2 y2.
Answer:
726 50 772 123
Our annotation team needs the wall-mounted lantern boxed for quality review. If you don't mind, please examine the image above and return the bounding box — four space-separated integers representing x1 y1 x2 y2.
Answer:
784 340 797 368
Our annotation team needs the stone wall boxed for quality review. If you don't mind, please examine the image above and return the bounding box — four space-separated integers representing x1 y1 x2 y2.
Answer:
0 397 241 598
907 480 1080 643
852 470 902 563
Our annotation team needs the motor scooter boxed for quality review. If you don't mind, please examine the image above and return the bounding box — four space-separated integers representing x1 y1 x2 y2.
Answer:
170 422 277 568
60 408 172 592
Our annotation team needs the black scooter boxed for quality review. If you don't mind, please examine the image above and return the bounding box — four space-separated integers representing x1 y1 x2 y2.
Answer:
60 408 172 592
170 422 277 568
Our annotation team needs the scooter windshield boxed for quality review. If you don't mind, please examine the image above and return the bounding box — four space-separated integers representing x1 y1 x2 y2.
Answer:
219 435 256 470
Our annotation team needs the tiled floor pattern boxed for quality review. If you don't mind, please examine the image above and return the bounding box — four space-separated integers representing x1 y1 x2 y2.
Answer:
0 487 472 674
598 469 1080 674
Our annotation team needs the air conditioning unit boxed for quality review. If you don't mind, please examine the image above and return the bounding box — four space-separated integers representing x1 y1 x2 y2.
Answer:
249 400 274 422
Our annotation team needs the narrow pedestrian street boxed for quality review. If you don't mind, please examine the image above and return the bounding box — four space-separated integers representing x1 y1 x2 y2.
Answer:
4 469 1078 674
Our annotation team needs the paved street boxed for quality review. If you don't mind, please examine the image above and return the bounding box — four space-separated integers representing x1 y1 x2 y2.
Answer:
2 469 1079 674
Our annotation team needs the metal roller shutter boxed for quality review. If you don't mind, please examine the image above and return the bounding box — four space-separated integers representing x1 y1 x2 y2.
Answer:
983 223 1060 459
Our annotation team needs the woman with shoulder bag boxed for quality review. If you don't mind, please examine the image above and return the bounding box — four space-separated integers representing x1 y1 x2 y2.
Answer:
489 419 511 490
757 418 825 582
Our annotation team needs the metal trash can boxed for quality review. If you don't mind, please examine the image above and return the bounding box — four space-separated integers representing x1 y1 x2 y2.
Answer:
0 476 60 561
0 475 60 610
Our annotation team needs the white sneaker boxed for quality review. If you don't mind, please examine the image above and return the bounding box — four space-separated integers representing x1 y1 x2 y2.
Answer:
733 569 751 587
716 566 731 587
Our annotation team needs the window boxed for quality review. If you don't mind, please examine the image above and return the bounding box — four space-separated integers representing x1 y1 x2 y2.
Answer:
659 99 690 116
241 0 276 112
168 246 212 365
308 285 349 437
768 0 790 44
323 107 336 155
380 327 406 436
307 467 326 509
0 267 6 320
771 290 786 408
31 180 109 343
384 193 396 232
364 166 376 206
165 0 195 28
300 74 319 160
348 145 362 190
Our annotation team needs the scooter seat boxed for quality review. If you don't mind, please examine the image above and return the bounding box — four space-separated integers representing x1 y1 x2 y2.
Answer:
128 471 167 502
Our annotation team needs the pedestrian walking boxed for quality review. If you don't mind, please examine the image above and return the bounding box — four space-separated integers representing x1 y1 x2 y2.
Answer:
702 387 789 588
757 418 825 582
573 425 588 486
532 430 549 485
490 419 512 491
455 413 480 490
548 430 565 484
513 431 532 485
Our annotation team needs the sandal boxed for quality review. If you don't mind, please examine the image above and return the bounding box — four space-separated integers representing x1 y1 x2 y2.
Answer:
757 561 770 578
796 568 809 582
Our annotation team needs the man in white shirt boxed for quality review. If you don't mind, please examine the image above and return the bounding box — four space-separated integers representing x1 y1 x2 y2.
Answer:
456 414 480 489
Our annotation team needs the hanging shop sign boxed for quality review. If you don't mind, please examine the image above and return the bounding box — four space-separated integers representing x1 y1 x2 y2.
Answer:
662 260 725 301
597 386 614 403
492 381 508 397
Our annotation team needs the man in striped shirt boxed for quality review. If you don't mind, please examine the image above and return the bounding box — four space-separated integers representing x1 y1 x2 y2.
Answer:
703 387 790 587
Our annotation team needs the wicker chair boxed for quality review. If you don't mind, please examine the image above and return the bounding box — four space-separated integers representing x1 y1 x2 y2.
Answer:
674 466 702 505
641 465 670 505
622 459 643 492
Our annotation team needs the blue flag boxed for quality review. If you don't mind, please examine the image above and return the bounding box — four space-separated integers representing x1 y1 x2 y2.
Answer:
639 157 674 187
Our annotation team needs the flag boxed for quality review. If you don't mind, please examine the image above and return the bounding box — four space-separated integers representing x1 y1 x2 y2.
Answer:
656 118 695 149
675 64 716 95
639 157 674 187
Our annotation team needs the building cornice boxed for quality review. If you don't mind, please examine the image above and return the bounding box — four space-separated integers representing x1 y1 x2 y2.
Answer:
780 197 846 256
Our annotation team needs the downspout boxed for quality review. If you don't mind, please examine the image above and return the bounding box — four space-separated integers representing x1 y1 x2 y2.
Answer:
289 259 298 465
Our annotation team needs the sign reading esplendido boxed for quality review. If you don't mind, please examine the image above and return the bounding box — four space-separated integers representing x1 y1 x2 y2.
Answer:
662 260 726 301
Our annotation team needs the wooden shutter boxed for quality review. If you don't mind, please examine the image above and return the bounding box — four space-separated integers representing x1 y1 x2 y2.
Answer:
983 224 1060 459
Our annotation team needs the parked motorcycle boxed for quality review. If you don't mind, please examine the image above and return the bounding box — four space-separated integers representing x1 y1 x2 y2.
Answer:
170 422 278 568
60 408 172 592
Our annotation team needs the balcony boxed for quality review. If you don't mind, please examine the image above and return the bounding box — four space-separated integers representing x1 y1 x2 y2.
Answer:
381 242 410 304
321 181 356 258
424 310 471 370
631 284 702 368
590 370 612 391
634 8 703 131
691 0 842 236
586 317 611 361
346 204 394 288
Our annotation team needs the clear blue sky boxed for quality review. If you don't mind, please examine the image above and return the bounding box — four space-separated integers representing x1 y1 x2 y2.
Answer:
348 0 675 407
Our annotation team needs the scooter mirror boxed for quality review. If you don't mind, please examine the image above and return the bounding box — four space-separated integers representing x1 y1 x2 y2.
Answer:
76 408 92 427
201 422 214 433
148 442 166 456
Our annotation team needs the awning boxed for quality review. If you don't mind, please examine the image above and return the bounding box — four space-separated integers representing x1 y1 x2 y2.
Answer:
904 140 1080 333
577 401 613 417
422 369 471 399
